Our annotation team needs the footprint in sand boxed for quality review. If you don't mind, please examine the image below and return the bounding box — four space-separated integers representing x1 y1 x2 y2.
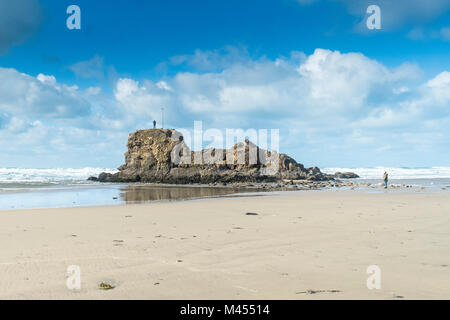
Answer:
113 240 124 246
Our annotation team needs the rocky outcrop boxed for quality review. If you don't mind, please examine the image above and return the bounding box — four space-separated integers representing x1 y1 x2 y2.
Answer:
91 129 331 184
333 172 360 179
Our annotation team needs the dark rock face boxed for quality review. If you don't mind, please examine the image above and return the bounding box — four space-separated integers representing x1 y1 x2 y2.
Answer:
94 129 331 184
334 172 360 179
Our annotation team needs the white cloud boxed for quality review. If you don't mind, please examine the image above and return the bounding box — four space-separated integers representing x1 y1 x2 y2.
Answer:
156 81 172 91
86 86 102 96
37 74 57 85
114 48 450 166
297 49 390 112
0 68 91 118
0 67 134 167
151 49 422 120
406 26 450 42
1 48 449 167
423 71 450 104
69 55 105 79
169 46 252 72
114 78 171 120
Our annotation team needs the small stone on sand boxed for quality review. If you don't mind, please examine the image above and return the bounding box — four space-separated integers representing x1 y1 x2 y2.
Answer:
99 282 115 290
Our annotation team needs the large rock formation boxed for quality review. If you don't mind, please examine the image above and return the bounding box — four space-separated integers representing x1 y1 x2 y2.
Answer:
92 129 331 184
334 172 360 179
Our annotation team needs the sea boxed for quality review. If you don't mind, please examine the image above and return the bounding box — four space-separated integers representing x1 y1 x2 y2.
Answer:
0 167 449 210
321 167 450 189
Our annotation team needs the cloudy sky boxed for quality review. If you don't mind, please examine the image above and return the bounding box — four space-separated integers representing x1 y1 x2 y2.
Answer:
1 0 450 168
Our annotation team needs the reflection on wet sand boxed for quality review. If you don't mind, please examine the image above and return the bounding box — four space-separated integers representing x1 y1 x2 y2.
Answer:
120 185 251 203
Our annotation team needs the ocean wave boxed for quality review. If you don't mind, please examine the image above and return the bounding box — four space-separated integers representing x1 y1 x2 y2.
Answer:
322 167 450 180
0 168 118 184
2 167 450 186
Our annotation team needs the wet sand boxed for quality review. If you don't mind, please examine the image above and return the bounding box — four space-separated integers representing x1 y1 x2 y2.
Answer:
0 190 449 299
0 184 256 210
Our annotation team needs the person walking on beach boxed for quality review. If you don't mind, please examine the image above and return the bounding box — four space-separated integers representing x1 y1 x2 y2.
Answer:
383 171 389 189
153 120 157 129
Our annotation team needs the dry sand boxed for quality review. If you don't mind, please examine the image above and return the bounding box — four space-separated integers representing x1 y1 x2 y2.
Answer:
0 190 449 299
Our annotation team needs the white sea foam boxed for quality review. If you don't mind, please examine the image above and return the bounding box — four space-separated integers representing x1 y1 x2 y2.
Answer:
2 167 450 183
322 167 450 180
0 168 118 184
1 166 449 191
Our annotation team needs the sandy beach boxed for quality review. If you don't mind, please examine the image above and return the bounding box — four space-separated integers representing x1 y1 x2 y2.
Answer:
0 190 448 300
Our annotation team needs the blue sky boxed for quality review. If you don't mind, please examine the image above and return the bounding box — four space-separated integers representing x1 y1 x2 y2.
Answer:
1 0 450 168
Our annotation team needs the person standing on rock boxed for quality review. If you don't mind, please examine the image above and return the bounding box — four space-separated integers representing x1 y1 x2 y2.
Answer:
153 120 156 129
383 171 389 189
